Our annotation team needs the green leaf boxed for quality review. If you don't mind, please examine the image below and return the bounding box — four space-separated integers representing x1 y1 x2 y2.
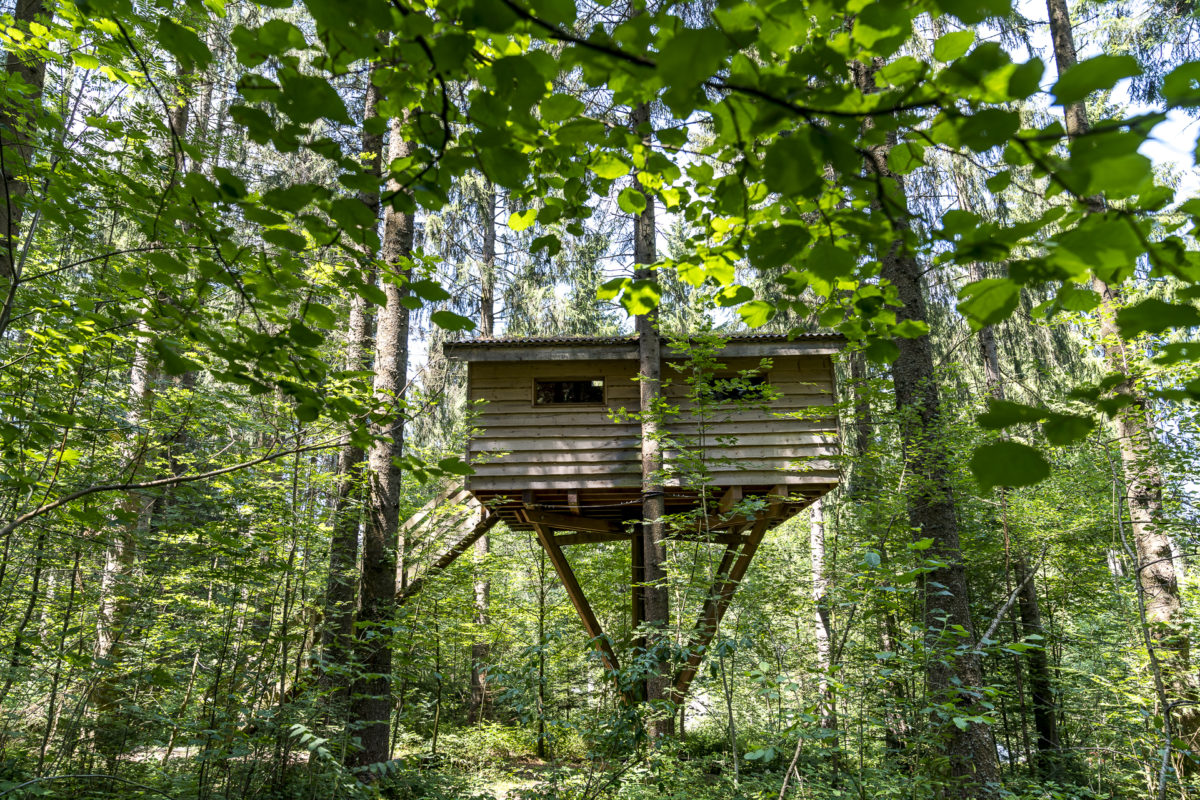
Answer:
738 300 775 328
591 154 630 181
71 52 100 70
277 69 349 124
1116 298 1200 337
509 208 536 231
153 339 202 376
1042 412 1095 445
621 279 660 316
977 399 1044 429
970 441 1051 490
618 187 647 215
887 141 925 174
410 279 452 302
763 131 821 199
540 93 584 123
957 278 1019 329
430 310 476 332
933 30 974 62
157 17 213 73
1163 62 1200 107
1052 55 1141 106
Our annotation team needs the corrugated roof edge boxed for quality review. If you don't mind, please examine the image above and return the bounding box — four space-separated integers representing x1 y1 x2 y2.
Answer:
443 332 846 350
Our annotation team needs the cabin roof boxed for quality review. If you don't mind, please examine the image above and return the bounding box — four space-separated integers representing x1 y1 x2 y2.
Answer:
443 332 846 362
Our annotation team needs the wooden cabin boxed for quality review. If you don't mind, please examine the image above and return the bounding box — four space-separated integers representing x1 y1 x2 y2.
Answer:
431 333 843 701
442 333 843 530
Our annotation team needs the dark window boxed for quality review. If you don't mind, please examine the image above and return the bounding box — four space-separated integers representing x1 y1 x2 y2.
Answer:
711 374 769 403
534 378 605 405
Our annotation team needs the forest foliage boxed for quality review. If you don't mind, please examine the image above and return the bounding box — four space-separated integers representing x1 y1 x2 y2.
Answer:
2 0 1200 796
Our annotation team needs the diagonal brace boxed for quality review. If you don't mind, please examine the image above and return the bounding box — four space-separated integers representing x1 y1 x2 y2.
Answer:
672 515 771 703
532 522 627 695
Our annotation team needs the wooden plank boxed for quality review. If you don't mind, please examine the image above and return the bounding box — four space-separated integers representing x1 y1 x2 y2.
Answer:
666 530 750 545
523 509 623 534
532 523 623 679
555 531 633 545
471 449 641 465
397 485 468 536
470 474 842 491
451 343 639 362
397 511 500 604
672 516 772 702
471 463 642 477
472 432 837 451
475 420 834 438
718 486 742 515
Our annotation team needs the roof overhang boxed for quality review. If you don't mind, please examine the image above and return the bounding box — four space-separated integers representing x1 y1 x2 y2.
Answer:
442 333 846 362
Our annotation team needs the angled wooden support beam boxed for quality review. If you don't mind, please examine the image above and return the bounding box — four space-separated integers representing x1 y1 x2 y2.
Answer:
667 530 751 546
523 509 626 535
555 531 632 546
397 511 499 605
672 516 771 703
717 485 742 515
532 522 625 689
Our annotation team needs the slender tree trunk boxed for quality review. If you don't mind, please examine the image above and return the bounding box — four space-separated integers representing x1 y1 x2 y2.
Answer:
631 100 671 736
348 113 413 770
323 61 384 700
468 178 496 725
0 0 48 337
810 500 836 734
1044 0 1198 760
1014 554 1059 771
853 56 999 794
93 315 158 766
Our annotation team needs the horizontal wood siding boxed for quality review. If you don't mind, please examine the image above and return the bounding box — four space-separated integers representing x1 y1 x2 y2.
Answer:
466 354 839 492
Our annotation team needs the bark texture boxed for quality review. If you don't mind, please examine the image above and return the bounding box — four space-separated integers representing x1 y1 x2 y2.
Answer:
323 67 384 697
953 169 1060 771
0 0 48 336
1044 0 1198 758
853 56 1000 792
469 179 497 725
349 114 414 770
631 100 671 736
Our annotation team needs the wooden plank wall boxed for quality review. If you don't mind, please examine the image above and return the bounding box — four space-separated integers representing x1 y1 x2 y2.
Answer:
466 353 838 492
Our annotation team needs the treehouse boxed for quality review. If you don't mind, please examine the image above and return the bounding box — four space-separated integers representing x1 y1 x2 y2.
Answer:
402 333 843 703
443 333 842 521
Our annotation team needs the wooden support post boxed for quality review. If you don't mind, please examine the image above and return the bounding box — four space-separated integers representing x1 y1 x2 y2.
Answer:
672 515 771 703
532 523 624 685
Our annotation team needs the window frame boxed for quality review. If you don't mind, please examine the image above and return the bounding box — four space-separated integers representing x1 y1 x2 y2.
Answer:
707 370 772 405
530 376 608 408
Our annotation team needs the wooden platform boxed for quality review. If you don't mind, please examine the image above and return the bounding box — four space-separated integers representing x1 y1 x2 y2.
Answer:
472 484 828 538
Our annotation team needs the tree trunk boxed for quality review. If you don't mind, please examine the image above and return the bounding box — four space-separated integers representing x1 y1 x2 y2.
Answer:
631 100 671 736
468 178 496 725
0 0 48 337
323 61 384 702
348 113 413 770
810 499 836 735
93 316 157 765
1014 554 1059 772
952 168 1059 773
853 56 999 793
1044 0 1198 759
